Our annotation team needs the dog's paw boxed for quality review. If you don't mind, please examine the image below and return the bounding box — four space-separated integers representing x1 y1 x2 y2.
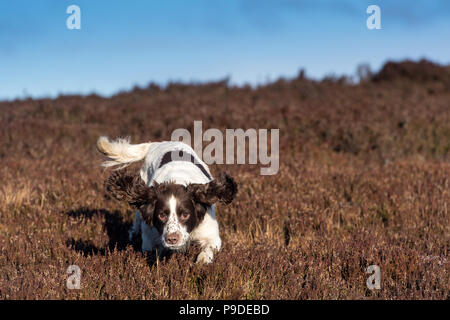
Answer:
196 249 214 264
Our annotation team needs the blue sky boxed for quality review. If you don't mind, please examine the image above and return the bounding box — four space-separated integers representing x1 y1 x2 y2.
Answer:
1 0 449 100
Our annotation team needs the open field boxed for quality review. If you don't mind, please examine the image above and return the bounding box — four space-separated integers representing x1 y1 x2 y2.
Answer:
0 60 449 299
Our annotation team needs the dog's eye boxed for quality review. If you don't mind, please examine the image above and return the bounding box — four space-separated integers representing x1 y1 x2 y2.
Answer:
158 212 168 221
180 212 190 220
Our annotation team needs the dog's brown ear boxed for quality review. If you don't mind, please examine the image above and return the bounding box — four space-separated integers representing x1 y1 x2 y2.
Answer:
187 172 237 206
105 170 156 207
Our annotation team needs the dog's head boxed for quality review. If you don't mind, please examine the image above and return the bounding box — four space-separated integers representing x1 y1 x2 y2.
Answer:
105 170 237 250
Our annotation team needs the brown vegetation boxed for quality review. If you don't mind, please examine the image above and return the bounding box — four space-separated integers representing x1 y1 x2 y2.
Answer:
0 60 449 299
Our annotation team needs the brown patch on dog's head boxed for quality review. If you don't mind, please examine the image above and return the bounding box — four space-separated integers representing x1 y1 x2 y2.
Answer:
148 183 198 233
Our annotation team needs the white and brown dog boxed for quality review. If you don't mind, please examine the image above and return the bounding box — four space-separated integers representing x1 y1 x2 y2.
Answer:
96 137 237 263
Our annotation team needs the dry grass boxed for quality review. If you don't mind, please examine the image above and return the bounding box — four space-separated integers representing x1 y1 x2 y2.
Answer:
0 59 449 299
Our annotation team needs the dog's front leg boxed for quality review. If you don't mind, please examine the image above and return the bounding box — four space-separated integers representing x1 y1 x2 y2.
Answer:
191 208 222 264
196 236 222 264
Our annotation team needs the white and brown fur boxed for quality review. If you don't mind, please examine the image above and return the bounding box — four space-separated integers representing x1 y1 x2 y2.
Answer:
97 137 237 264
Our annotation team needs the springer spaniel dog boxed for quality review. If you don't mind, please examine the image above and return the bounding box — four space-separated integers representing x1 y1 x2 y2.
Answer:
96 137 237 264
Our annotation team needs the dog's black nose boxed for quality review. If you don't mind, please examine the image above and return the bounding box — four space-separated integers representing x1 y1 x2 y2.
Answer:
165 232 180 245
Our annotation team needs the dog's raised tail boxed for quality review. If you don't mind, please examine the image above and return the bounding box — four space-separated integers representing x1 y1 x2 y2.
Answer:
96 136 152 168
